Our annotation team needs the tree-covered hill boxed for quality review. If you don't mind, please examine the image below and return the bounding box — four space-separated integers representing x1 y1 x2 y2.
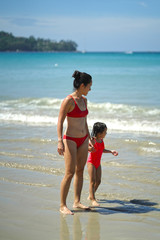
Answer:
0 31 78 52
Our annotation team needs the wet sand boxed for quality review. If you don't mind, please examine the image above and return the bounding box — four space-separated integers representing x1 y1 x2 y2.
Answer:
0 178 160 240
0 125 160 240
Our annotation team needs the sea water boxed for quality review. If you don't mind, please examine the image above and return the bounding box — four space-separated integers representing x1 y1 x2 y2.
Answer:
0 52 160 239
0 52 160 133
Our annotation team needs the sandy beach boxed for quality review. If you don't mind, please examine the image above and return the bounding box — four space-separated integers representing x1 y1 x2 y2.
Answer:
0 165 160 240
0 124 160 240
1 170 160 240
0 52 160 239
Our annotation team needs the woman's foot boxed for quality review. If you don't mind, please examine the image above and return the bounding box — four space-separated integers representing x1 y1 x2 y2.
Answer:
60 206 74 215
73 202 90 210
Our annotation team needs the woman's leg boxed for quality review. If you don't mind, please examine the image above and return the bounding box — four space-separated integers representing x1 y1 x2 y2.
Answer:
73 137 89 209
60 139 77 215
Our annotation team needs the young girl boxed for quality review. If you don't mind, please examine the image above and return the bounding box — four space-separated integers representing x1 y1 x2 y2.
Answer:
87 122 118 206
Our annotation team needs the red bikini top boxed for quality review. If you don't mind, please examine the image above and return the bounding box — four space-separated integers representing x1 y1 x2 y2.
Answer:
67 95 88 118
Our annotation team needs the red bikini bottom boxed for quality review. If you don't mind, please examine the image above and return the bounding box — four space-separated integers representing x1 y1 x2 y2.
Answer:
63 134 88 148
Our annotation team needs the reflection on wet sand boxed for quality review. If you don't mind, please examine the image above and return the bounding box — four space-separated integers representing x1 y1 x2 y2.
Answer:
59 198 160 240
85 213 100 240
73 214 82 240
60 214 70 240
60 212 100 240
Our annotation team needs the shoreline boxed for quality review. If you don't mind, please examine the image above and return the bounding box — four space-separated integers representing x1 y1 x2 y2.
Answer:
0 123 160 240
0 51 160 53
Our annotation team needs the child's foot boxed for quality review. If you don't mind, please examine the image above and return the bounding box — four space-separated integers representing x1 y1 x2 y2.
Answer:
91 200 100 207
60 206 74 215
73 202 90 210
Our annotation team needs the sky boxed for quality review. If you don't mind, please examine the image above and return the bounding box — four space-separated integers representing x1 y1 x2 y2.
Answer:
0 0 160 51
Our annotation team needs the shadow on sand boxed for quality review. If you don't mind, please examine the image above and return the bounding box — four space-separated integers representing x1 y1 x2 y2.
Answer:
73 199 160 215
60 199 160 240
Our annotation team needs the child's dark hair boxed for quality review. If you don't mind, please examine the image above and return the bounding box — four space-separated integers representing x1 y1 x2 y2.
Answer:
72 70 92 90
91 122 107 137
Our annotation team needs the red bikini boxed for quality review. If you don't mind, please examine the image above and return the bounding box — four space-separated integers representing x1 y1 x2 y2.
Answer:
63 134 88 148
63 95 88 148
67 95 88 118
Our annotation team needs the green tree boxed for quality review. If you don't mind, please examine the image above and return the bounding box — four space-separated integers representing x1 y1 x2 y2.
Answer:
0 31 78 52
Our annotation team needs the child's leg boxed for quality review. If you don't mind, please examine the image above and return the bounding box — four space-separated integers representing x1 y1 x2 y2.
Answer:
87 163 96 200
87 163 100 206
94 165 102 193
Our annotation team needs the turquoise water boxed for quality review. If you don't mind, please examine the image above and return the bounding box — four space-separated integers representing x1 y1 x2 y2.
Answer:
0 52 160 105
0 52 160 134
0 52 160 239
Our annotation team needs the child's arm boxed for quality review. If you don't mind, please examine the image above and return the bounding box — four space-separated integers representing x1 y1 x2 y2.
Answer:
103 149 118 156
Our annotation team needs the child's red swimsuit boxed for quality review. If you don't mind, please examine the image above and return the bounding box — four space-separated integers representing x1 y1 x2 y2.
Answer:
87 139 104 169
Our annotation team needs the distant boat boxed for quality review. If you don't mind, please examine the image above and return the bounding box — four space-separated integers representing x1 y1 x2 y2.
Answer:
125 51 133 54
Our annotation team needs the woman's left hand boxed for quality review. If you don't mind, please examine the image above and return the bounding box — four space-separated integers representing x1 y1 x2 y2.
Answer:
88 138 95 152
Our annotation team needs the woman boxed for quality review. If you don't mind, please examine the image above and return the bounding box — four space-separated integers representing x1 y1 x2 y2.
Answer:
57 70 93 215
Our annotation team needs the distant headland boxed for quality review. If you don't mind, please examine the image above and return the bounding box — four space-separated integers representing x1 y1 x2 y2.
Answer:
0 31 78 52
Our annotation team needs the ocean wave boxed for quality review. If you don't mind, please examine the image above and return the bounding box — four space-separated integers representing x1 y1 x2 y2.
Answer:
1 97 160 116
0 111 159 134
0 151 57 161
140 147 160 154
87 118 160 134
0 138 54 144
0 112 58 125
0 97 62 109
88 101 160 117
104 161 160 170
0 98 160 134
0 161 64 175
0 177 53 187
0 151 35 159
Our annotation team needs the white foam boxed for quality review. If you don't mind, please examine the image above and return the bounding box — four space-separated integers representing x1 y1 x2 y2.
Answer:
0 113 58 126
149 142 156 145
0 98 62 109
87 117 160 134
0 98 160 133
125 139 138 143
140 147 160 154
88 101 160 117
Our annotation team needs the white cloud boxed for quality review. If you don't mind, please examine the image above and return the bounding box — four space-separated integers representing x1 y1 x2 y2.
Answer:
11 18 37 27
138 2 147 7
1 16 160 51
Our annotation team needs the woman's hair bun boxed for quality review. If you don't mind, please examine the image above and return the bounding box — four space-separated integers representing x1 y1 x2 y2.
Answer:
72 70 92 90
72 70 81 79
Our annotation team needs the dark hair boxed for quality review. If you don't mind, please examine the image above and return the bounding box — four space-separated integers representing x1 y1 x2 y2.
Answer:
72 70 92 90
91 122 107 137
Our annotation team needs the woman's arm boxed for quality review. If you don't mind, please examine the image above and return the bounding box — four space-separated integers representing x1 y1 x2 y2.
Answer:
85 118 91 141
57 97 72 155
84 98 92 141
85 99 94 150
